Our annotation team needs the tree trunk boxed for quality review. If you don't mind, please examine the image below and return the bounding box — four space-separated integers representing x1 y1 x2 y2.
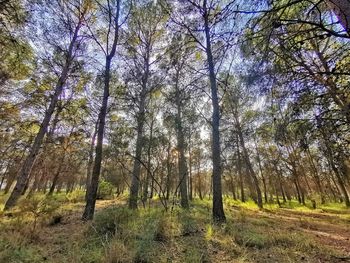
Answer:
203 0 225 223
254 139 268 203
318 118 350 207
4 19 83 210
82 58 111 220
129 27 151 209
236 136 245 202
306 147 325 204
129 89 147 209
276 167 287 203
166 140 172 200
82 0 120 220
85 121 98 197
27 173 42 198
175 72 189 209
234 114 263 209
142 114 154 204
203 0 226 223
188 132 193 200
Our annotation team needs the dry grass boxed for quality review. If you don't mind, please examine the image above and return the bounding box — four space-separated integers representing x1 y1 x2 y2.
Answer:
0 195 349 262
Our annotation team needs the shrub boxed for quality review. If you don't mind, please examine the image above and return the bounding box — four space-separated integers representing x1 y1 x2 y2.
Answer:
104 241 133 263
97 180 114 200
0 237 42 263
18 196 59 233
184 247 206 263
92 206 135 238
233 228 269 249
179 211 198 236
66 189 86 203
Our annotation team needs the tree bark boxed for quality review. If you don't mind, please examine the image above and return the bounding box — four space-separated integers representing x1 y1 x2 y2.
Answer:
175 70 189 209
82 0 120 220
188 132 193 200
129 84 148 209
48 152 66 196
166 139 172 200
236 134 245 202
85 121 98 197
203 0 225 223
142 113 154 204
234 113 263 209
254 139 268 203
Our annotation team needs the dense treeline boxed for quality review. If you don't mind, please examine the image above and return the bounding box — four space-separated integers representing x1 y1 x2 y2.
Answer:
1 0 349 222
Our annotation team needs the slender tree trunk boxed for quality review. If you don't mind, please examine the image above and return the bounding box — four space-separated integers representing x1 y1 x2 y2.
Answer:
329 159 350 207
142 115 154 203
236 136 245 203
48 155 65 196
188 133 193 200
235 115 263 209
330 170 343 202
0 175 5 190
175 73 189 209
129 34 151 209
276 167 287 203
166 140 172 200
203 0 225 222
129 90 147 209
254 140 268 203
85 121 98 196
229 174 237 200
27 173 42 198
318 118 350 207
293 176 302 203
82 59 111 220
82 0 120 220
306 147 325 203
197 151 203 200
4 19 83 210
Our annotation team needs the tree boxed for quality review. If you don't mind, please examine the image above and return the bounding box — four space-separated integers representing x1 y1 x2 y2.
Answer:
166 0 237 223
82 0 122 221
127 1 167 209
4 0 91 210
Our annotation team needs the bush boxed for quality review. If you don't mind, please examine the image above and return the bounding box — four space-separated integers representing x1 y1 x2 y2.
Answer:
104 241 133 263
18 196 60 232
92 206 135 238
0 238 42 263
179 211 198 236
97 180 114 200
66 189 85 203
233 228 268 249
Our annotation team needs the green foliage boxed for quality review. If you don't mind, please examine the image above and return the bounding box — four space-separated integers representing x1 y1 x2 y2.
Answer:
18 196 60 231
180 211 198 235
103 240 133 263
97 180 114 200
233 228 269 249
183 247 206 263
92 206 135 238
66 189 86 203
0 237 42 263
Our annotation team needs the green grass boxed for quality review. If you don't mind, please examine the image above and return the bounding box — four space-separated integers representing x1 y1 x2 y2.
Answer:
0 195 349 262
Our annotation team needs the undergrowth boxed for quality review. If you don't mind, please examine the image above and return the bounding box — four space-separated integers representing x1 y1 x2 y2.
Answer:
0 194 348 262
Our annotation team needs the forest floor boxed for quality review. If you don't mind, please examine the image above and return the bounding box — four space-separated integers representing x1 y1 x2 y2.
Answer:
0 194 350 263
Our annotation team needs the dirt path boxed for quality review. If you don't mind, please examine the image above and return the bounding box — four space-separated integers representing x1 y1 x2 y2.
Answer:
260 208 350 259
